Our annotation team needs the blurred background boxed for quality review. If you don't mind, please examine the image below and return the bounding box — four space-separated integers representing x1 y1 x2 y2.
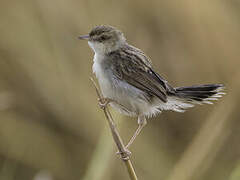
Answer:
0 0 239 180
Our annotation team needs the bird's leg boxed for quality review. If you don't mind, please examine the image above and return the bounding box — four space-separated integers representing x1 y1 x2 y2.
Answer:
125 115 147 149
98 98 131 113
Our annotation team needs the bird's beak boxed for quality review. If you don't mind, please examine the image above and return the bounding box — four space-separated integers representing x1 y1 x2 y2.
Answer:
78 34 90 40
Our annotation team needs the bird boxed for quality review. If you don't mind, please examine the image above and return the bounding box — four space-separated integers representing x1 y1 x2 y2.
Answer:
78 25 225 151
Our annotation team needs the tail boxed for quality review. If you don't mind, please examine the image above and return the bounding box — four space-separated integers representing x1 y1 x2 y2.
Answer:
163 84 225 112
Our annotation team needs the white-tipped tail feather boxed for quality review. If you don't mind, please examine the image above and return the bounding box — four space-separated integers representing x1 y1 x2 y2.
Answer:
163 84 225 112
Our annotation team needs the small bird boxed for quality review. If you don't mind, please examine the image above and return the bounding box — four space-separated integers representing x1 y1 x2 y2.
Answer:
79 25 224 150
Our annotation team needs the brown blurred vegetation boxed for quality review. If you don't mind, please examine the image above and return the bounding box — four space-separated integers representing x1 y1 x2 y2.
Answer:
0 0 239 180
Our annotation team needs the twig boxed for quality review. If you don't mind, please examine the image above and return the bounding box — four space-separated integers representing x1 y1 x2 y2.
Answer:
90 78 138 180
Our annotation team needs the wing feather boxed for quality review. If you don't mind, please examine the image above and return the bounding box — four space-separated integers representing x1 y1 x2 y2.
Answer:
109 46 168 103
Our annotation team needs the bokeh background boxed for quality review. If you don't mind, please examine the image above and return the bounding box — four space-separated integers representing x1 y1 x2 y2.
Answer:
0 0 239 180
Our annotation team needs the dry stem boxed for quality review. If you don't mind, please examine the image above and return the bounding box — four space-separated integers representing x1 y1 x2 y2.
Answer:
91 78 138 180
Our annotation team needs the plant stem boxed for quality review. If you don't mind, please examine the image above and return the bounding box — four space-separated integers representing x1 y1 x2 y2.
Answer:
91 78 138 180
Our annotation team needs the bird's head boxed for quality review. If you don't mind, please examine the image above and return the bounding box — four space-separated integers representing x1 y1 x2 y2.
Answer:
79 25 126 54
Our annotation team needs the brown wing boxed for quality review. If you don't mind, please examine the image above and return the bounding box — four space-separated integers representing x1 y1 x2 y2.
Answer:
110 46 168 103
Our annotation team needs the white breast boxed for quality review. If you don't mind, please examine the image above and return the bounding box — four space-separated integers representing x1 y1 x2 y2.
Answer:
92 52 116 99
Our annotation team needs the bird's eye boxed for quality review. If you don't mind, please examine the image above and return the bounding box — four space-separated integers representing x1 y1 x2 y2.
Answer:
99 35 109 41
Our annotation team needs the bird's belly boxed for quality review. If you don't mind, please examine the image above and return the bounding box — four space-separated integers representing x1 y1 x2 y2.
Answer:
94 68 150 116
100 78 147 116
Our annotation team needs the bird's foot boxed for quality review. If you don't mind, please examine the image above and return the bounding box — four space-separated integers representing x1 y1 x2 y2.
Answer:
116 148 131 160
98 98 113 110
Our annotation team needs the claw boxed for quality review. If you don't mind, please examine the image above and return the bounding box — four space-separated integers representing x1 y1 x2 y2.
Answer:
116 148 131 160
98 98 112 109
